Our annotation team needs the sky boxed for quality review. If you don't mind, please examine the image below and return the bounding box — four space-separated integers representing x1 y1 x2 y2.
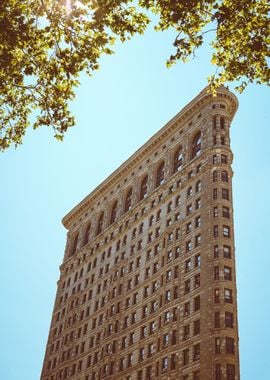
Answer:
0 23 270 380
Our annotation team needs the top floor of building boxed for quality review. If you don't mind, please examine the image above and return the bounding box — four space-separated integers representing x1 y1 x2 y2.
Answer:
62 86 238 262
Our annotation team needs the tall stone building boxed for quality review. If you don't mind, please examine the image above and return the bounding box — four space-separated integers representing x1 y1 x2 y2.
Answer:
41 86 240 380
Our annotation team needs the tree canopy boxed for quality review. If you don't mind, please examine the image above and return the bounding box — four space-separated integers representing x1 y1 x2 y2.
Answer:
0 0 269 151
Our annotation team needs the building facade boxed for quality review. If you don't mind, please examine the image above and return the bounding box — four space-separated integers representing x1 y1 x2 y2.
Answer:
41 86 240 380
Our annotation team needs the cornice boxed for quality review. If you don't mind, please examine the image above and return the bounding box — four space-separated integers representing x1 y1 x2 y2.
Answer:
62 86 238 229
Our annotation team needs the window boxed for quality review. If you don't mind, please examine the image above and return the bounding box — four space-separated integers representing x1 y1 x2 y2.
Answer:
184 325 190 340
215 311 220 328
191 131 202 158
221 170 229 182
214 266 219 280
156 161 165 188
222 206 230 218
194 319 200 335
213 170 218 182
193 371 200 380
186 222 192 234
223 245 231 258
213 206 218 218
96 212 104 235
221 154 228 164
185 280 191 294
195 234 201 247
70 233 79 256
187 204 192 215
224 288 233 303
193 344 200 361
214 225 218 238
184 302 190 316
220 116 225 129
171 353 176 370
186 240 192 252
194 274 200 288
163 333 169 347
215 364 221 380
174 146 183 172
183 349 189 366
195 254 201 267
226 337 234 354
213 154 217 164
214 245 219 258
224 266 232 280
162 356 168 371
225 312 234 328
195 180 201 192
194 295 200 311
195 216 201 228
215 337 221 354
185 259 191 272
214 288 220 303
195 198 201 209
83 223 91 246
226 364 235 380
223 225 230 238
213 188 218 200
140 175 148 200
187 186 193 197
222 188 229 200
110 201 118 224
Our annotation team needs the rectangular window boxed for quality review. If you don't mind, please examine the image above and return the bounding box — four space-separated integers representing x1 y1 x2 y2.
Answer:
194 295 200 311
194 319 200 335
223 245 231 258
195 215 201 228
222 206 230 218
215 337 221 354
223 225 230 238
214 245 219 258
214 225 218 237
213 206 218 218
214 288 220 303
226 364 235 380
193 344 200 361
214 266 219 280
215 364 221 380
221 154 228 164
184 325 190 340
222 188 229 200
183 349 189 366
226 337 235 354
213 188 218 200
224 288 233 303
225 312 234 328
224 266 232 280
215 311 220 328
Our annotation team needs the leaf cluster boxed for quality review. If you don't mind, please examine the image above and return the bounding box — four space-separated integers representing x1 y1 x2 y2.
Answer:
0 0 269 150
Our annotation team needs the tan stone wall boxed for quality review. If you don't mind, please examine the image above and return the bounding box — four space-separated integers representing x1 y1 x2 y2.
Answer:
41 87 240 380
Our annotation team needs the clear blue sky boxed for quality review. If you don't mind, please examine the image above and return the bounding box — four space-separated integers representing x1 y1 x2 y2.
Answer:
0 25 269 380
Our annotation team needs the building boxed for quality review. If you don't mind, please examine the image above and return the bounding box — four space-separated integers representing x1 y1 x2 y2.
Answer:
41 86 240 380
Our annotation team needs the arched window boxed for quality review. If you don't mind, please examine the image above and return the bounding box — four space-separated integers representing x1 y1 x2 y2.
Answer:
110 201 118 224
187 186 193 198
70 233 79 256
140 175 148 200
213 170 218 182
173 146 183 173
220 117 225 129
96 212 104 236
83 222 91 246
124 188 132 212
195 180 201 192
221 170 228 183
191 131 202 159
156 161 165 188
